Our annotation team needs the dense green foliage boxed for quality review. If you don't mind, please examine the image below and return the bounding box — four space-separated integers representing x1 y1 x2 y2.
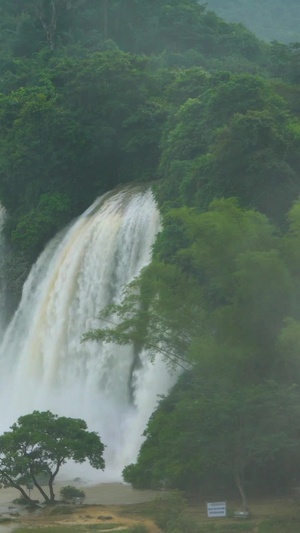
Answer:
0 0 299 290
207 0 300 44
0 411 105 503
86 198 300 505
0 0 265 60
155 73 300 225
1 0 300 508
1 1 300 295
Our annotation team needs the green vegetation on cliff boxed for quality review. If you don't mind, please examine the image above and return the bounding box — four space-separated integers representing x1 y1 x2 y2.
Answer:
86 198 300 504
0 0 299 278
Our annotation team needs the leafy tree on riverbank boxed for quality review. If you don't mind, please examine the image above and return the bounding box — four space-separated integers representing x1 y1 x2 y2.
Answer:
0 411 105 504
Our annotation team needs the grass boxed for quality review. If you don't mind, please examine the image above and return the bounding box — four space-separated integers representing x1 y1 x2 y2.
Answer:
14 521 300 533
119 498 257 533
11 495 300 533
194 524 255 532
257 515 300 533
85 525 123 530
13 527 148 533
13 529 85 533
119 495 300 533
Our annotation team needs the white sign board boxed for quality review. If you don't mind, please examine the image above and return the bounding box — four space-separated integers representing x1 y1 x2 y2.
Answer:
207 502 227 518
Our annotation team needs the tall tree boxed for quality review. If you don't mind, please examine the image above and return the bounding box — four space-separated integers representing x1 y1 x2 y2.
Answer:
123 373 300 510
24 0 85 51
0 411 105 503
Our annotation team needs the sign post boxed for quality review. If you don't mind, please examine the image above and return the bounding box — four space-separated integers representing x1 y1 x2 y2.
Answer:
207 502 227 518
26 482 34 499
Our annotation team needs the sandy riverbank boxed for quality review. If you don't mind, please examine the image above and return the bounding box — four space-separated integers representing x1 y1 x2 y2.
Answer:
0 481 163 532
0 480 162 508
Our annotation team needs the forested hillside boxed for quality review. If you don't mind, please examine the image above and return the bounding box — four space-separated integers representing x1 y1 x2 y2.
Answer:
1 0 300 510
207 0 300 44
1 0 300 293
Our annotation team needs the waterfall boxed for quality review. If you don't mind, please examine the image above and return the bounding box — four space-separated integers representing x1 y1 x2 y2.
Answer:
0 186 174 482
0 204 8 335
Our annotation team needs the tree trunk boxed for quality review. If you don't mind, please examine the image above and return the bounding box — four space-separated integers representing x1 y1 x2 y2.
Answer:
233 464 249 513
1 472 33 504
30 469 50 503
103 0 108 40
47 0 57 51
13 483 32 504
35 0 57 51
48 462 61 502
48 475 56 502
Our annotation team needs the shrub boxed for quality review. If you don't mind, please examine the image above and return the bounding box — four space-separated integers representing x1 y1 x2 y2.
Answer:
0 517 12 524
12 497 28 505
59 485 85 501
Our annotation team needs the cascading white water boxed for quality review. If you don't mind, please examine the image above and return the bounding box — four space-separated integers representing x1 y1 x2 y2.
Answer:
0 205 8 336
0 187 174 482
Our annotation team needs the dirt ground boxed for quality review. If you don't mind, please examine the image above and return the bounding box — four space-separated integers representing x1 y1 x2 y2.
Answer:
1 482 298 533
13 503 162 533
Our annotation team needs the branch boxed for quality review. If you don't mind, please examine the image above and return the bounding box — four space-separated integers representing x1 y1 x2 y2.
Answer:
83 316 193 370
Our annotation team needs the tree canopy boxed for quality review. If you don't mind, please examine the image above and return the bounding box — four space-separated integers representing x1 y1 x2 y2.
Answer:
0 411 105 504
0 1 299 295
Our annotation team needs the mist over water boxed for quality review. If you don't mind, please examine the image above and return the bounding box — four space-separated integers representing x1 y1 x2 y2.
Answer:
0 205 8 336
0 187 174 482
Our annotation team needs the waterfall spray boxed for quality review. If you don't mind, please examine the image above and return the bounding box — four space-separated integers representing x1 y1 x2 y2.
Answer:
0 187 174 482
